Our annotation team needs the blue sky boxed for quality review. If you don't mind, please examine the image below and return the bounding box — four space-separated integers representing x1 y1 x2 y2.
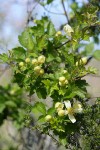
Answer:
0 0 95 52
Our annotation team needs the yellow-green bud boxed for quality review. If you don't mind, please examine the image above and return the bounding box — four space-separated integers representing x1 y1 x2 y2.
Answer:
38 55 45 64
63 24 74 36
33 19 37 23
59 76 66 83
10 90 15 95
34 66 41 73
76 57 87 66
32 59 38 65
55 31 62 36
25 58 30 63
45 115 52 122
81 57 87 65
55 102 63 109
19 62 24 67
39 69 44 75
65 79 68 84
63 70 67 74
58 110 65 117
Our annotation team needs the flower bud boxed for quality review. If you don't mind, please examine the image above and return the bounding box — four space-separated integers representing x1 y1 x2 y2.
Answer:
45 115 52 122
59 76 66 83
25 58 30 63
63 70 67 74
81 57 87 65
32 59 38 65
65 79 68 84
10 90 15 95
63 24 74 36
58 110 65 117
33 19 37 23
55 102 63 109
73 101 83 113
55 31 62 36
34 66 41 73
19 62 24 67
76 57 87 66
38 55 45 64
39 69 44 75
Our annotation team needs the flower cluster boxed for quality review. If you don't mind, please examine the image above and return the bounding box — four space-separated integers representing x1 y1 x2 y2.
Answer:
59 76 68 86
55 101 83 123
76 57 87 66
19 55 46 76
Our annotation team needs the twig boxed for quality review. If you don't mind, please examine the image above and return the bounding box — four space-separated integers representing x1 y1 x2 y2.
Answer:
26 0 40 26
43 6 65 16
61 0 69 23
55 40 71 49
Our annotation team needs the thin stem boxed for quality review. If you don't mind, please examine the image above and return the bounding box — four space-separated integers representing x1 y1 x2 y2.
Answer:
55 40 71 49
61 0 69 23
26 0 40 26
43 6 65 16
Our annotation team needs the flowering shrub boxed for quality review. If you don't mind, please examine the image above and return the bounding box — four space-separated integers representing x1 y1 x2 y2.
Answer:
0 3 100 149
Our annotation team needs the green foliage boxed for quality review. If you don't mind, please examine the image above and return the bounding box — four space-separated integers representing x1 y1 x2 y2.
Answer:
18 28 34 51
0 2 100 149
0 84 26 129
93 50 100 60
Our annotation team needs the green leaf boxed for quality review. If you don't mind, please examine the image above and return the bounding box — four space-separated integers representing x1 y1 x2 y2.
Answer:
46 53 56 62
36 86 47 99
37 35 47 51
47 107 55 115
6 101 17 107
18 28 34 51
74 90 85 98
0 104 5 113
47 0 54 4
0 53 9 63
33 102 46 115
38 115 45 123
82 43 94 56
12 47 26 60
47 22 56 36
93 50 100 60
59 137 67 146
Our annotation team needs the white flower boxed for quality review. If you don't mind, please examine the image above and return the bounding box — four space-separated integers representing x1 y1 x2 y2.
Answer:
64 101 76 123
63 24 74 36
64 100 83 123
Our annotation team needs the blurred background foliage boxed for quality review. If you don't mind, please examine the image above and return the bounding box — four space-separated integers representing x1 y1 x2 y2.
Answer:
0 0 100 150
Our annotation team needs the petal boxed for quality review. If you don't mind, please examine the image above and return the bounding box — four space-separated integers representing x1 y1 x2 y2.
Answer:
64 101 71 109
68 114 76 123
